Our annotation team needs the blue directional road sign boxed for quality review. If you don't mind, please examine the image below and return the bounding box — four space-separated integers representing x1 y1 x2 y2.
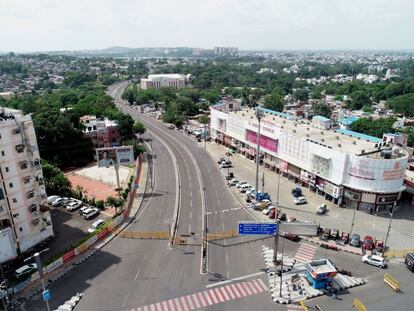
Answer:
238 222 278 235
42 289 51 301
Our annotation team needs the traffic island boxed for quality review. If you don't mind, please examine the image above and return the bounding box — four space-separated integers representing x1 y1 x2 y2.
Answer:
261 245 366 304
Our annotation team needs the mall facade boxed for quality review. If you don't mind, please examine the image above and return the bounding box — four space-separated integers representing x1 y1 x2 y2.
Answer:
210 105 409 213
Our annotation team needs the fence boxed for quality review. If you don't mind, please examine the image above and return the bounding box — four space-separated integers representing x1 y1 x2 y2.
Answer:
384 248 414 259
207 229 238 241
121 231 170 239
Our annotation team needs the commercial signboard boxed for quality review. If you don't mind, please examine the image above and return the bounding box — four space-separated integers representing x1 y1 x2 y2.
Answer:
300 170 316 186
0 227 17 264
383 162 405 180
245 130 278 153
96 146 134 167
238 222 278 235
276 160 288 173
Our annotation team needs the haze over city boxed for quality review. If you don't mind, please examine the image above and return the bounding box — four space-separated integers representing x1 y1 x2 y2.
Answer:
1 0 414 52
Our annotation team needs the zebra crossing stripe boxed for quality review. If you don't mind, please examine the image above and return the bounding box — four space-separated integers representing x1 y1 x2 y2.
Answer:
130 278 267 311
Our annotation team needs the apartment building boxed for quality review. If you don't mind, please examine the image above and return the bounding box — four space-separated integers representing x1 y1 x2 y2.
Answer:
0 108 53 257
80 115 120 149
140 74 187 90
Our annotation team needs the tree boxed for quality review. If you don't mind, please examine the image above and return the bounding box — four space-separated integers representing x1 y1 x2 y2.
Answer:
198 115 209 124
349 117 396 138
350 91 371 110
293 89 309 101
263 91 284 112
311 88 322 99
312 103 332 118
201 89 220 104
133 121 146 135
180 88 201 102
41 160 71 195
387 93 414 117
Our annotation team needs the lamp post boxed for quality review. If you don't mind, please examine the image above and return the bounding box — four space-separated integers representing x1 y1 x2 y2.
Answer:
255 108 263 193
382 202 396 256
25 249 50 311
273 170 281 282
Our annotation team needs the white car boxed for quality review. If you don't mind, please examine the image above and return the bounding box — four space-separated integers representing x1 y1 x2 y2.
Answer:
228 178 239 186
51 198 64 207
236 181 247 189
87 219 105 233
239 184 252 193
83 208 100 220
47 195 61 204
362 255 387 268
66 200 83 211
293 196 307 205
263 205 276 215
79 206 91 215
245 188 256 197
15 263 37 278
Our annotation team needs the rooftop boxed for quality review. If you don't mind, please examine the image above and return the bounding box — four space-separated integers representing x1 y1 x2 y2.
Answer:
146 74 185 81
312 115 330 122
229 108 405 157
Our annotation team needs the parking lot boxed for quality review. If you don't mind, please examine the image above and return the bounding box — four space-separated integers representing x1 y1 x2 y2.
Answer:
206 141 414 250
41 198 111 263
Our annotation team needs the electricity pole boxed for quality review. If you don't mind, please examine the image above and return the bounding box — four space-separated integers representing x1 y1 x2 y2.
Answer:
382 202 396 256
255 108 263 193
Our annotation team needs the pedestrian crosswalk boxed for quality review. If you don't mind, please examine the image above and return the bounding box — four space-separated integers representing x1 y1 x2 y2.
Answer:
294 243 317 263
129 278 268 311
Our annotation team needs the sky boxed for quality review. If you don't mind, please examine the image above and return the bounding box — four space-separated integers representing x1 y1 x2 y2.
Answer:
1 0 413 52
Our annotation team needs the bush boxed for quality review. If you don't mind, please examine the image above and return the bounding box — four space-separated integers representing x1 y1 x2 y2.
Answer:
96 200 105 210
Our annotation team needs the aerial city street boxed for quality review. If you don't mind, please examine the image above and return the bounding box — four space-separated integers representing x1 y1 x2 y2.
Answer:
0 1 414 311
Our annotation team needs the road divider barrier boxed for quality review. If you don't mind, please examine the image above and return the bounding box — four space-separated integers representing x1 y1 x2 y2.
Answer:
121 231 170 239
384 273 400 292
207 229 238 241
353 298 367 311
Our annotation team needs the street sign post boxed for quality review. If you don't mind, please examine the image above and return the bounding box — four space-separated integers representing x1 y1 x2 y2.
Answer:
42 289 51 301
238 222 278 235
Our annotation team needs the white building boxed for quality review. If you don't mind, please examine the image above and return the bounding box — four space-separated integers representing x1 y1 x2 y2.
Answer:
210 106 408 213
0 108 53 257
140 74 187 90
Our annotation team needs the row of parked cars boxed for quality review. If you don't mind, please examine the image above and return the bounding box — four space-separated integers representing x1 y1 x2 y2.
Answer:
47 195 100 220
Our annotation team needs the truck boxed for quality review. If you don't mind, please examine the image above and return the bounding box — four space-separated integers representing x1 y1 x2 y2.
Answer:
405 253 414 272
255 192 271 202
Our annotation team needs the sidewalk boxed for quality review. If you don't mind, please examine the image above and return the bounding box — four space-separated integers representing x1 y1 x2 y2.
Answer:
204 141 414 250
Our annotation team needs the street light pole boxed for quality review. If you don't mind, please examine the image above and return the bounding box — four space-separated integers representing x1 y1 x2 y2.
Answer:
273 170 282 290
279 232 285 297
382 202 396 256
255 108 263 193
350 203 357 237
25 249 50 311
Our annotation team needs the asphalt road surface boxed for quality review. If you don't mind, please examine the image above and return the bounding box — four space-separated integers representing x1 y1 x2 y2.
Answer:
23 81 414 311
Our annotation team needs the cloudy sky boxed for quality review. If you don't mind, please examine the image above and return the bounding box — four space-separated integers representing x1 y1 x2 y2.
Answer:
1 0 413 52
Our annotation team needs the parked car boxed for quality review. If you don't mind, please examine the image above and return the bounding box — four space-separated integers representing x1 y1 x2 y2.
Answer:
245 188 256 197
269 208 276 219
278 213 287 221
350 234 361 247
87 219 105 233
316 204 327 214
239 184 252 193
217 158 226 164
236 181 247 189
263 205 276 215
83 208 100 220
405 253 414 272
284 233 300 242
79 206 91 215
331 229 340 240
15 263 37 278
66 200 83 211
51 198 64 207
362 235 374 250
228 178 239 186
291 187 302 197
220 162 232 169
375 239 384 252
362 255 387 268
47 195 61 204
293 196 307 205
338 232 350 245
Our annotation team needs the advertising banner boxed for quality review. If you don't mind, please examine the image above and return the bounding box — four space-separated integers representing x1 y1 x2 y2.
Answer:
245 130 278 153
74 242 89 256
62 249 75 263
276 160 288 173
96 146 134 167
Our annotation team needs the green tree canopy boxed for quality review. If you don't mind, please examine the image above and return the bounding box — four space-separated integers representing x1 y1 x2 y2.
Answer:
350 91 371 110
387 93 414 117
133 121 146 135
312 103 332 118
41 160 71 195
349 117 396 138
293 89 309 101
263 91 284 112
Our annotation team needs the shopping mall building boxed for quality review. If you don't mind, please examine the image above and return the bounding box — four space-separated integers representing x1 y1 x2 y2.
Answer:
210 104 409 213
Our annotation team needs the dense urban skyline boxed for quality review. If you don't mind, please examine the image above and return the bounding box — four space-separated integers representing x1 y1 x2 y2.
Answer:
1 0 414 52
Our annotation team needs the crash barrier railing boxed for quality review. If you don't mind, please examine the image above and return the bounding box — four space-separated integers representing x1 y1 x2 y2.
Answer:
10 156 144 299
353 298 367 311
384 248 414 259
207 229 238 241
384 273 400 292
121 231 170 239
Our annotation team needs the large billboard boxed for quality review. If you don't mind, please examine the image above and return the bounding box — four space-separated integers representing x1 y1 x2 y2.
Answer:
245 130 278 153
0 228 17 264
96 146 134 167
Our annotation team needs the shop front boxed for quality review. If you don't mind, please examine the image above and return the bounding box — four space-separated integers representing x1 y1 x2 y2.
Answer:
342 187 400 213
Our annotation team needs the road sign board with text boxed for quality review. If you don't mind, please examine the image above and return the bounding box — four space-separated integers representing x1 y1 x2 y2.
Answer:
238 222 278 235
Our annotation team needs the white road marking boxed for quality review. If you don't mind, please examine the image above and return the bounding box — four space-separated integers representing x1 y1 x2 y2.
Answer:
206 271 266 288
121 291 130 307
134 269 141 280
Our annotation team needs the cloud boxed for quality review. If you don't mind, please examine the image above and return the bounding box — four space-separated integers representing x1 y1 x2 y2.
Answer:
0 0 413 51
